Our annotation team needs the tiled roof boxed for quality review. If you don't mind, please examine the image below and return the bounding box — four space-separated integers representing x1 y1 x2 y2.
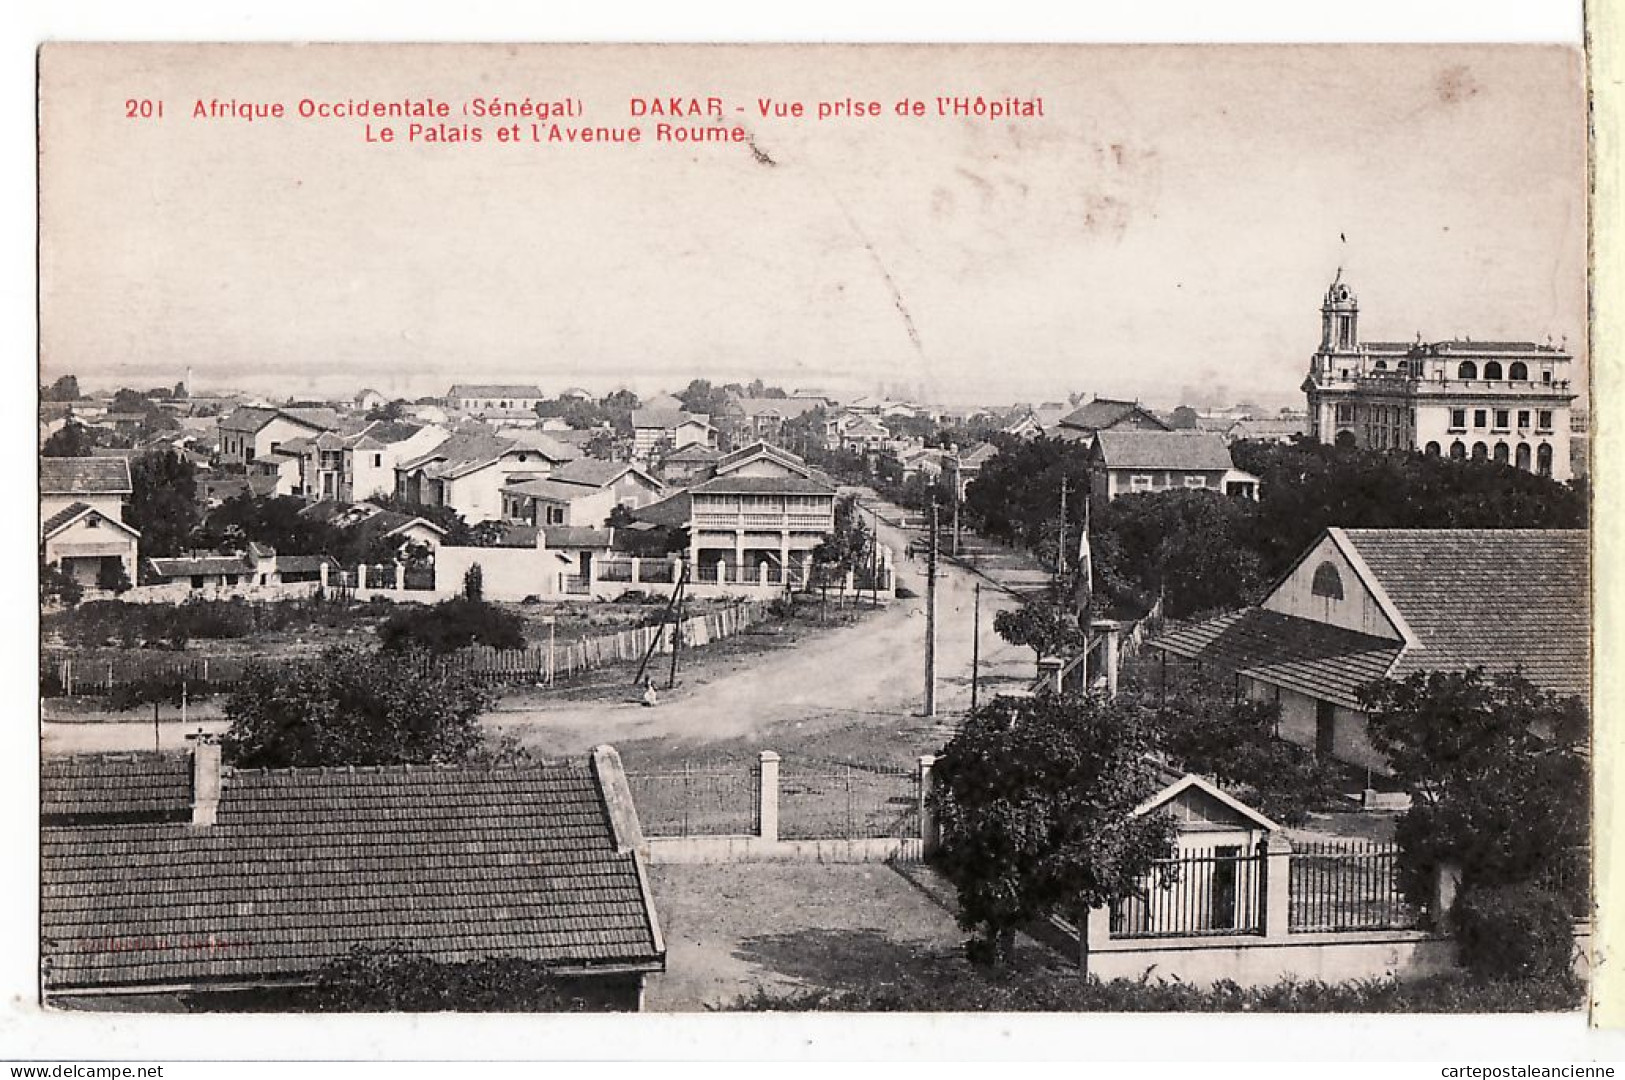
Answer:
42 753 193 825
631 409 709 431
664 443 721 462
1149 608 1403 710
275 554 338 574
217 406 281 433
506 478 599 504
729 397 821 418
400 435 514 479
449 384 544 398
148 555 255 578
40 457 133 496
41 501 93 536
505 430 580 461
41 759 662 992
630 492 692 528
551 458 638 488
1093 430 1238 472
714 441 812 477
1058 398 1171 433
280 407 342 431
690 475 836 496
1340 528 1589 698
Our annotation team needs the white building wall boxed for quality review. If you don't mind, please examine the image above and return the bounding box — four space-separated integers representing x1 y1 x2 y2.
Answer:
1260 534 1403 641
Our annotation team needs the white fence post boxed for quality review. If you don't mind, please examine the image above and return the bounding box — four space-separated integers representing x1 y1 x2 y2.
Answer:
1260 832 1294 941
757 751 780 843
917 754 939 856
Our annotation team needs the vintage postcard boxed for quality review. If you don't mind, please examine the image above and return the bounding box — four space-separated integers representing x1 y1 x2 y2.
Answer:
26 38 1611 1058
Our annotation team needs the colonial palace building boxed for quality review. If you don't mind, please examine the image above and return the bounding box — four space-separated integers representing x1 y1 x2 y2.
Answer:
1303 274 1577 481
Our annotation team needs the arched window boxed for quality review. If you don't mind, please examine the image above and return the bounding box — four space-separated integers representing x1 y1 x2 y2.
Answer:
1374 360 1387 371
1457 361 1478 380
1510 361 1528 380
1425 441 1441 456
1484 361 1504 380
1537 443 1553 477
1311 562 1345 600
1494 442 1510 464
1450 440 1466 459
1472 441 1488 460
1516 442 1532 471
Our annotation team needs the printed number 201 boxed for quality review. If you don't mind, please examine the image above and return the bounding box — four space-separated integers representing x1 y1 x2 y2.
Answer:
125 99 163 119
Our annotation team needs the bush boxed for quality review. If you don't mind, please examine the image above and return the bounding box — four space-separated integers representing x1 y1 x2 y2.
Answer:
1453 884 1577 982
378 597 525 655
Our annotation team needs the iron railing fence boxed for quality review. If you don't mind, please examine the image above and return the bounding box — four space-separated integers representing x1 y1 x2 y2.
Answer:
1289 840 1418 932
1111 846 1265 939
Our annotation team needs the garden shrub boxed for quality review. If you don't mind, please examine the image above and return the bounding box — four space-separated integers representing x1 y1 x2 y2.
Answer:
377 597 525 655
1453 884 1577 982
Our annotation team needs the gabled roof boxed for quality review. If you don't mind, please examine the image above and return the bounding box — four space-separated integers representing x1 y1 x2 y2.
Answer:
398 434 516 480
714 441 814 478
40 749 664 993
504 429 580 461
41 501 141 540
1135 772 1284 834
147 554 257 578
1150 608 1404 711
217 406 337 435
958 443 1000 468
1057 397 1172 433
1337 528 1589 697
40 456 133 496
664 443 722 463
448 384 544 398
1092 430 1237 472
730 397 822 419
550 458 661 491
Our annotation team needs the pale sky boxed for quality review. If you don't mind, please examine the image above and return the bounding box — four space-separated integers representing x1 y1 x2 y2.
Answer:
39 44 1587 409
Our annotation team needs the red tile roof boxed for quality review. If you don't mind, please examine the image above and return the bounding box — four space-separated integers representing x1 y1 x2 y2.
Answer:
42 753 194 824
1057 397 1171 433
1092 430 1238 472
40 457 133 496
41 759 662 992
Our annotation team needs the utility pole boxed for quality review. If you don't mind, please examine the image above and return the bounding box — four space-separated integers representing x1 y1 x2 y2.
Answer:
667 570 685 690
951 444 962 558
924 500 940 716
1057 476 1069 579
970 581 981 713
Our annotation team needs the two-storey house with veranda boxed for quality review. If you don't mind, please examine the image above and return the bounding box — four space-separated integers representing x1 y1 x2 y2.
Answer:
1303 273 1578 479
685 442 836 585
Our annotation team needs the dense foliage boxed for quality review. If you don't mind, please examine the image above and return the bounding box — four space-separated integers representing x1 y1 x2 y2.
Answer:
728 968 1584 1013
221 645 491 768
1361 669 1590 919
1149 687 1342 825
40 559 83 608
377 595 525 655
127 450 201 558
1453 885 1579 982
301 944 591 1012
929 692 1178 963
43 596 400 649
959 436 1587 619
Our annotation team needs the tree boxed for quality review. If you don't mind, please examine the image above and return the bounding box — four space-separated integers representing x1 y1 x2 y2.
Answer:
463 563 484 601
96 558 132 595
929 692 1179 963
1092 489 1267 618
1150 682 1340 825
221 645 491 768
365 399 407 421
1360 669 1589 917
41 422 96 458
993 592 1087 665
127 451 201 557
40 559 83 608
42 374 80 402
676 378 730 418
